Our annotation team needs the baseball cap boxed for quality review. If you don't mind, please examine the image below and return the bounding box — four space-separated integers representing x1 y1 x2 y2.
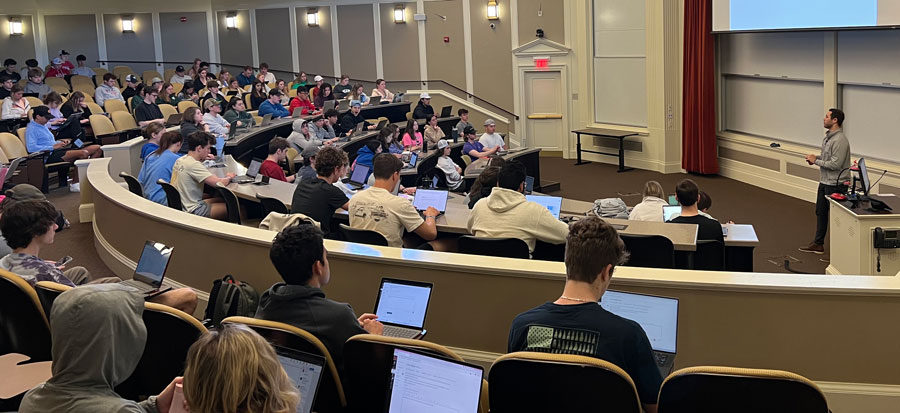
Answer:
420 92 431 99
175 65 185 73
125 74 139 83
463 125 477 135
301 146 320 159
484 119 496 126
51 57 63 65
32 105 51 119
437 139 449 150
6 184 46 201
59 50 70 56
314 75 323 82
350 100 361 108
151 77 162 84
203 99 222 110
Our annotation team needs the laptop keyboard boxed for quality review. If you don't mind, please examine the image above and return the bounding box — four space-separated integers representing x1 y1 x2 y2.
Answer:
383 325 420 339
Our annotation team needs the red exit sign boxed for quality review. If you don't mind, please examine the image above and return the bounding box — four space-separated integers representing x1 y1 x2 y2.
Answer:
534 57 549 69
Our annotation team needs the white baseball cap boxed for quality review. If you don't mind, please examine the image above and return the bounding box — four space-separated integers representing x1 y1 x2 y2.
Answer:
437 139 449 150
420 92 431 99
314 75 324 82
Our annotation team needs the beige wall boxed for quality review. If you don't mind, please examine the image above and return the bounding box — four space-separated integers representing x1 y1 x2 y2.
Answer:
45 15 100 68
160 12 209 64
0 15 36 66
337 4 377 81
217 10 252 71
469 0 514 114
296 7 334 78
423 1 466 89
255 8 293 77
517 0 565 46
380 3 420 81
103 13 157 73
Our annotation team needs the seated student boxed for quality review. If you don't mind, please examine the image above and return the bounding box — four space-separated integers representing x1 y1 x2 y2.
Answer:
349 154 439 248
181 323 300 413
201 80 227 110
179 107 207 151
1 85 29 119
72 54 95 78
170 64 191 84
19 284 183 412
628 180 668 222
697 190 718 221
370 78 394 103
0 74 14 100
309 114 338 141
171 132 234 219
259 62 277 84
309 75 325 98
201 99 229 140
466 159 505 209
288 87 316 116
348 83 369 106
24 68 52 100
339 100 375 134
286 119 320 153
325 108 350 138
140 122 165 161
121 74 142 103
138 131 183 205
400 119 423 151
225 77 244 99
455 108 472 139
236 65 255 87
134 85 166 127
355 141 382 181
178 80 200 104
290 146 350 239
258 89 290 118
333 75 352 99
0 199 197 313
157 82 180 106
26 106 102 165
44 57 68 79
667 179 724 243
95 73 125 108
379 124 404 156
462 125 499 159
424 114 445 147
41 92 69 135
2 58 21 83
467 160 568 253
435 140 463 191
257 224 384 374
57 50 75 73
20 59 39 80
508 217 661 413
59 91 92 125
249 80 267 110
259 138 295 183
297 146 319 183
412 92 434 120
291 71 309 90
194 67 211 90
313 83 334 109
274 79 290 106
223 96 254 128
480 119 506 150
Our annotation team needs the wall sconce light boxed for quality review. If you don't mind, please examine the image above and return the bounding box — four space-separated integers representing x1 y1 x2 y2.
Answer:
487 0 499 20
225 13 237 30
8 18 23 36
394 5 406 24
121 16 134 33
307 8 319 27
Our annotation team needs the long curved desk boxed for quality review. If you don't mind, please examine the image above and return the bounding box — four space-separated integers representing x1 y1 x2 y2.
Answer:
81 158 900 410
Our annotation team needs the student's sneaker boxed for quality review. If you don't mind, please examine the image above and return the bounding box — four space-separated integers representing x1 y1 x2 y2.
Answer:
798 243 824 254
69 182 81 193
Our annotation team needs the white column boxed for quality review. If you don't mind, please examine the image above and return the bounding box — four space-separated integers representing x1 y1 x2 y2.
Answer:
96 13 109 68
33 13 49 66
331 4 341 77
417 0 428 83
207 9 220 73
249 9 260 67
151 13 164 71
373 4 385 80
290 6 300 74
462 0 474 100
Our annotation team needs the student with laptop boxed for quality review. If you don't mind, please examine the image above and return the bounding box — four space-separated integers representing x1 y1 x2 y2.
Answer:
258 89 290 119
424 114 446 147
139 132 183 205
462 125 499 159
434 139 463 190
134 85 166 127
468 160 568 254
507 217 662 412
349 154 439 248
339 100 375 134
172 132 234 220
629 180 668 222
667 179 724 243
259 137 295 183
258 224 385 375
290 146 350 239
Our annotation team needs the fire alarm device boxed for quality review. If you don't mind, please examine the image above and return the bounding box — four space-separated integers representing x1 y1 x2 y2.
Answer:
443 36 450 43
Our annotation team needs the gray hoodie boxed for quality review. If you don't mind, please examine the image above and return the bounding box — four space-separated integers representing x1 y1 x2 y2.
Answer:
20 284 159 413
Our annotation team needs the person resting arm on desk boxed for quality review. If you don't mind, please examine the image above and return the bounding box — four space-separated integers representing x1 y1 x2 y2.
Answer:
223 96 255 128
258 89 290 119
171 132 234 220
371 78 394 103
259 137 295 183
290 146 350 240
338 100 375 135
462 125 499 159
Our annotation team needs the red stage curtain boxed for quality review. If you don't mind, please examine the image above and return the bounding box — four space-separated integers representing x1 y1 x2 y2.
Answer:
682 0 719 174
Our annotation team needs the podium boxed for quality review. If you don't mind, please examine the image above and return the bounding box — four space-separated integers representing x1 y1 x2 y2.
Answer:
827 194 900 276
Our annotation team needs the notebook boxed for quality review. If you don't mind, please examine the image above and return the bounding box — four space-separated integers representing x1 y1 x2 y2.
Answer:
525 195 562 219
662 205 681 222
412 189 449 216
373 278 433 339
232 158 263 184
385 348 482 413
120 241 173 295
275 346 325 413
599 290 679 377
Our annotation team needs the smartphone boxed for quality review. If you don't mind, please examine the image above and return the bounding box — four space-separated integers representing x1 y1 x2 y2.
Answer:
55 256 73 267
169 382 189 413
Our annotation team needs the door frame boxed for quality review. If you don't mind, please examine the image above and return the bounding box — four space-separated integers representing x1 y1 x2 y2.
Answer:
512 38 573 155
519 66 568 153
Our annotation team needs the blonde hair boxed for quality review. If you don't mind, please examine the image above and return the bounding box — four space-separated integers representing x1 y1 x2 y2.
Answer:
183 324 300 413
642 180 665 199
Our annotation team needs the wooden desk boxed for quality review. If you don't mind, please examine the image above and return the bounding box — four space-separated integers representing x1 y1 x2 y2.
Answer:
345 102 411 123
571 128 638 172
464 147 543 189
224 117 296 164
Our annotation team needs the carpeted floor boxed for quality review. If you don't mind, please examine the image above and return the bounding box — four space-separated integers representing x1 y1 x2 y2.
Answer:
39 157 830 276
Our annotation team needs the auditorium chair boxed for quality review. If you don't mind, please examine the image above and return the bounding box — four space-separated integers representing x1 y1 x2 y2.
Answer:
177 100 198 113
93 67 110 83
116 302 206 402
158 103 177 120
25 96 42 110
157 179 183 210
489 352 642 413
215 184 243 224
33 281 73 321
694 240 726 270
86 102 104 115
111 111 141 133
0 270 51 411
657 366 828 413
221 316 347 413
256 193 288 216
339 223 389 246
119 171 143 197
171 83 183 95
458 235 530 259
126 97 136 114
286 147 298 173
0 132 71 193
141 70 163 84
163 69 176 83
343 334 489 413
532 240 566 262
89 114 132 145
620 234 676 269
104 99 128 114
45 77 70 95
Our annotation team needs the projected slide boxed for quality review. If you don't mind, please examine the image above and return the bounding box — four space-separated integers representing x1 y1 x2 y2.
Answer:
714 0 900 32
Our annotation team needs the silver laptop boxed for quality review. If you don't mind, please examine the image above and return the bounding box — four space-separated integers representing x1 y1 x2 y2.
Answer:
373 278 433 339
258 113 273 127
121 241 173 295
402 151 418 170
275 346 326 413
386 348 482 413
232 158 263 184
600 290 679 377
322 100 336 112
337 99 350 111
525 195 562 220
412 188 448 217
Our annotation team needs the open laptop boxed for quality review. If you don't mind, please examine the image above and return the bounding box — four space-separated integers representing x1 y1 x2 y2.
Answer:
375 119 388 130
227 120 239 139
402 151 418 169
120 241 173 295
343 164 369 190
353 121 365 134
662 205 681 222
525 195 562 219
599 290 679 377
232 158 264 184
524 175 535 195
439 105 452 118
0 157 23 186
373 278 433 339
385 347 482 413
322 100 336 112
165 113 182 127
412 188 449 217
667 194 678 206
258 113 273 127
392 93 404 103
291 107 304 118
337 99 351 111
275 346 325 413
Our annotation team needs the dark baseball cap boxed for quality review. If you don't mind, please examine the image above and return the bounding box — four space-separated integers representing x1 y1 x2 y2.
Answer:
32 105 51 119
463 125 477 135
175 65 185 73
125 74 139 83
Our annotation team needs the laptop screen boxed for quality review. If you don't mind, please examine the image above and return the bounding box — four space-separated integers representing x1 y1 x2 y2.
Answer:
350 164 369 184
525 195 562 219
599 290 679 353
275 346 325 413
386 348 482 413
524 176 534 194
412 189 448 212
374 278 433 329
133 241 173 287
247 159 263 177
662 205 681 222
408 152 418 167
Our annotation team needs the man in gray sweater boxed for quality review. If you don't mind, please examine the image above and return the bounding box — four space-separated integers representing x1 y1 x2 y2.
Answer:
800 108 851 254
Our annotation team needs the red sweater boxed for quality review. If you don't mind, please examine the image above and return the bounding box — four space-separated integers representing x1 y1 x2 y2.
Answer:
288 97 316 116
259 159 287 182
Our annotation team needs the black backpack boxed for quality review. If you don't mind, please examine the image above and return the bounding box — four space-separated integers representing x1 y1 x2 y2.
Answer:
204 275 260 328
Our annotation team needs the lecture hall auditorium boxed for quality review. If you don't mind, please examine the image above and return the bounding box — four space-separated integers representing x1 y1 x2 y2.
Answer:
1 1 899 412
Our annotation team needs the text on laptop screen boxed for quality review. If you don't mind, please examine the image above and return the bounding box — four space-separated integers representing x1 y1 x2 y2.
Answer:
387 348 482 413
525 195 562 219
375 280 432 328
247 159 263 177
600 290 679 353
133 241 172 286
350 164 369 183
276 349 324 413
662 205 681 222
412 189 448 212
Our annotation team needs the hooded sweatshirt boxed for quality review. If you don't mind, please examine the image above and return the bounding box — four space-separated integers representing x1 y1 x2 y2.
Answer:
467 187 569 253
628 196 668 222
20 284 158 413
287 119 322 153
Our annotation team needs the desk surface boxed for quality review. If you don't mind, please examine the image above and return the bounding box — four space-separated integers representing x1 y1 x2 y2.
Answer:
226 117 297 147
572 127 640 138
833 194 900 218
464 147 542 178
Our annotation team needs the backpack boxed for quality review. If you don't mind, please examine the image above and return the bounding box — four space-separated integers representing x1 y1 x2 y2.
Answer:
204 275 260 328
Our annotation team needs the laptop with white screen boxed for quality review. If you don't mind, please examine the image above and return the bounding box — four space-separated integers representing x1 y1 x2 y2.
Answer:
373 278 433 339
275 346 325 413
386 348 482 413
412 189 449 216
120 241 173 295
599 290 679 376
525 195 562 219
233 158 263 184
662 205 681 222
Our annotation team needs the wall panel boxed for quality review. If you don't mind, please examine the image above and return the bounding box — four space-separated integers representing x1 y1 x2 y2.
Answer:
160 12 209 69
0 15 36 67
337 4 377 81
103 13 156 73
470 0 513 113
45 15 99 69
255 7 293 80
517 0 565 46
216 10 252 74
423 1 465 88
380 3 419 81
296 7 334 77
